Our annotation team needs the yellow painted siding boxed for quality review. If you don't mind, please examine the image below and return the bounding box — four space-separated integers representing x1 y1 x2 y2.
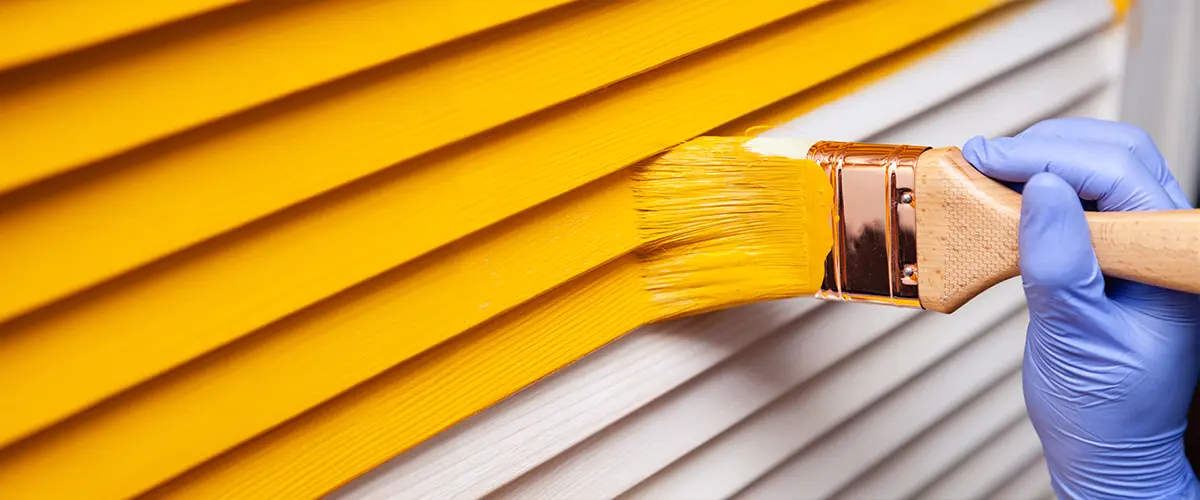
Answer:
0 0 246 69
0 1 1011 498
1113 0 1133 16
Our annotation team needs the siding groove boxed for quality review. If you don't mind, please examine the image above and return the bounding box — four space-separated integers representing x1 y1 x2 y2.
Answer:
615 287 1025 500
0 0 246 70
731 321 1027 499
488 302 924 499
914 418 1045 499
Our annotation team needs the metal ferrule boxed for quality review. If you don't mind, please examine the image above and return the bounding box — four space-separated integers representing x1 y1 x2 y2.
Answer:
807 141 928 308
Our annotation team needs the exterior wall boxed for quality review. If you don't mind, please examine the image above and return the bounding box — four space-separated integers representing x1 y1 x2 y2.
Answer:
0 1 1137 499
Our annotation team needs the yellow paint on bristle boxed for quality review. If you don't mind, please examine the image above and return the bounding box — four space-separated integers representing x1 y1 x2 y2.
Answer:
633 136 833 319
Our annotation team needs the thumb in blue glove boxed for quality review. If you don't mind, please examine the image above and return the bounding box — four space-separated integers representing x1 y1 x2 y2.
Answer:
962 117 1200 499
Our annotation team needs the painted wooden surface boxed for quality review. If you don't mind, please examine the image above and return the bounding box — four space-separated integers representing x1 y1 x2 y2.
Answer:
0 1 998 459
336 0 1122 498
0 0 246 69
0 0 811 320
0 1 1023 499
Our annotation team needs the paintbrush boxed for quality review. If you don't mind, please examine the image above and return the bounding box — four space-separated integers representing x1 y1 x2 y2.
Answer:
634 136 1200 316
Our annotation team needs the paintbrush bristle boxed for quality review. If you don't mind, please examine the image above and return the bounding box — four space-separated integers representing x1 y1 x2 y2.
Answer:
633 136 834 319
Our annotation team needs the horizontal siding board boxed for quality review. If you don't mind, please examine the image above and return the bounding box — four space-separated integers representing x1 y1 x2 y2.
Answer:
329 300 821 500
0 0 589 193
487 303 924 499
0 0 244 69
732 321 1027 499
759 0 1114 142
915 418 1045 499
0 0 1003 456
989 457 1054 500
0 0 808 322
832 372 1029 499
144 258 650 499
609 285 1025 500
0 170 646 499
871 31 1120 146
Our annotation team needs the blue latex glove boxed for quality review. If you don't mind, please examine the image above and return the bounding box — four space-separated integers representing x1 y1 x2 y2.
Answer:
962 117 1200 499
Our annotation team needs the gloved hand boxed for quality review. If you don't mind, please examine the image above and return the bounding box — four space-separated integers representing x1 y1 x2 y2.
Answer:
962 117 1200 499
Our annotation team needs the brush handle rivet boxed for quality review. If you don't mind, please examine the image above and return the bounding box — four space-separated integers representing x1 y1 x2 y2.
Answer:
902 264 917 279
899 190 915 205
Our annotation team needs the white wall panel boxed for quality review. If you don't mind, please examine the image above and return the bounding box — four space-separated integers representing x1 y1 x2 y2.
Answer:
832 371 1028 499
761 0 1112 142
731 323 1026 499
873 28 1120 146
485 302 916 500
916 418 1045 499
625 299 1025 500
990 457 1055 500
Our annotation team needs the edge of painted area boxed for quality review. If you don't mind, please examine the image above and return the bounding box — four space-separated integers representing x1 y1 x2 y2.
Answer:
1113 0 1132 17
742 137 818 159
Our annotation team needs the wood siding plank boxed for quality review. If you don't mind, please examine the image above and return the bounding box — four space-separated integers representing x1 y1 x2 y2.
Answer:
5 0 757 320
915 419 1045 499
0 0 581 193
832 374 1029 499
0 0 245 69
731 335 1026 499
507 286 1024 500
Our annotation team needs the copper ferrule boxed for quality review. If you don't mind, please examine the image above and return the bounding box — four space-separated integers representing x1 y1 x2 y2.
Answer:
806 141 929 309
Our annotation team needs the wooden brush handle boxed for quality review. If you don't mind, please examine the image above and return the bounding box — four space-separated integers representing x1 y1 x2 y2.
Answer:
1088 210 1200 293
914 146 1200 313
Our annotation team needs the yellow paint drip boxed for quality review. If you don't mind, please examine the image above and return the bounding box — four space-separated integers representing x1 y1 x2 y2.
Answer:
634 136 833 319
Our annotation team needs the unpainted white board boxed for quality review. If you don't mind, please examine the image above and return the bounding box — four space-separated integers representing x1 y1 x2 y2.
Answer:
762 0 1113 142
733 322 1027 499
831 371 1028 499
873 29 1120 147
486 303 918 499
988 457 1054 500
916 418 1045 500
604 283 1026 500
